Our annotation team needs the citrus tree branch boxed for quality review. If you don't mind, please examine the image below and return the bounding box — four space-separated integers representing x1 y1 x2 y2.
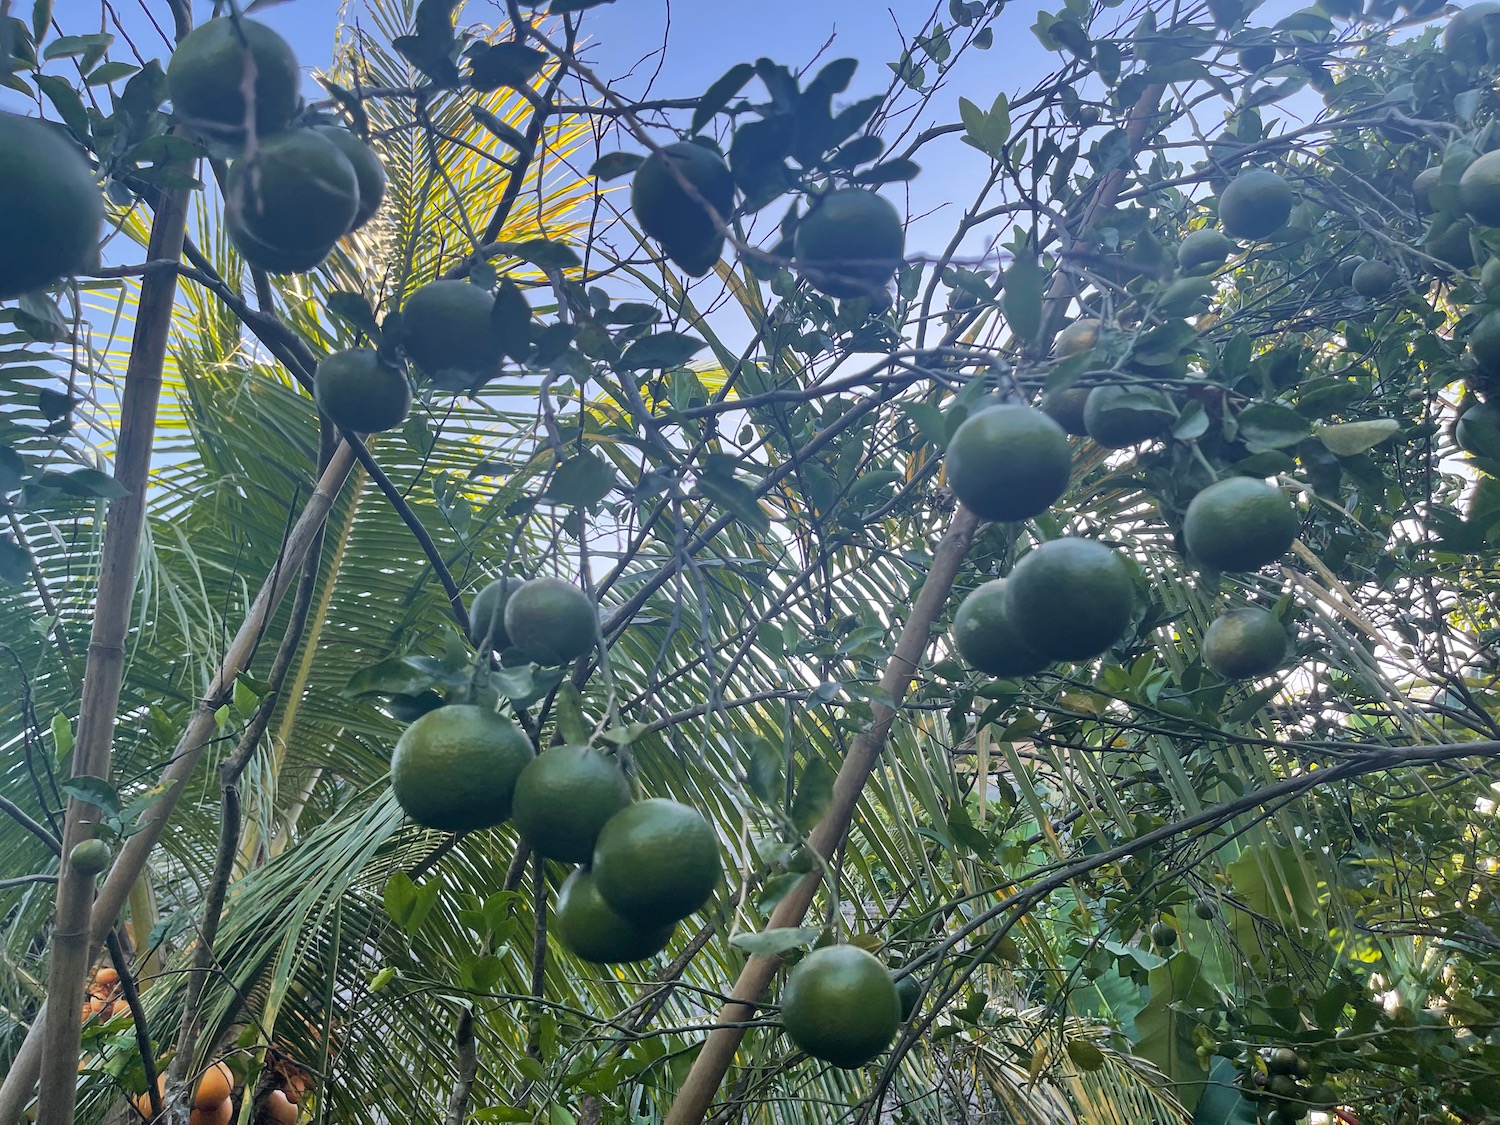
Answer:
34 183 192 1125
0 441 358 1120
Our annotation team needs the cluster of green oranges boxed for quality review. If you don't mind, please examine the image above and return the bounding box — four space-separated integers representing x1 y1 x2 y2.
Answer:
630 140 905 297
165 18 387 274
1246 1047 1336 1125
387 577 721 963
946 380 1295 684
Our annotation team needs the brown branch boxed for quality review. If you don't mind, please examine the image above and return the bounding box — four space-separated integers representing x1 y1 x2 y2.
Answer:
443 1007 479 1125
661 505 980 1125
168 532 325 1081
34 183 192 1125
104 929 161 1121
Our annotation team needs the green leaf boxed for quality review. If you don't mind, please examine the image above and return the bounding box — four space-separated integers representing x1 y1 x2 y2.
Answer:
747 739 784 803
692 62 755 134
790 757 834 832
42 32 112 61
1235 403 1309 451
553 682 589 745
546 451 615 510
548 0 615 11
492 280 532 362
384 872 418 926
0 538 26 586
46 468 128 499
1133 953 1216 1113
589 151 645 181
619 332 705 370
1002 255 1045 344
35 75 88 139
852 158 920 185
60 776 122 818
0 446 24 492
343 656 451 699
326 291 382 342
470 107 528 152
1316 419 1400 456
697 470 769 533
31 0 52 45
498 238 581 270
467 40 546 91
729 926 819 956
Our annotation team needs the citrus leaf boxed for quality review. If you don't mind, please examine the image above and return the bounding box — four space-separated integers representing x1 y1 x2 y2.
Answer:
467 40 545 91
384 872 417 927
589 151 644 181
619 332 705 370
1316 418 1400 456
546 451 615 509
326 291 382 342
1235 402 1309 451
692 62 755 134
1002 255 1045 344
791 758 834 832
728 926 819 956
497 238 581 270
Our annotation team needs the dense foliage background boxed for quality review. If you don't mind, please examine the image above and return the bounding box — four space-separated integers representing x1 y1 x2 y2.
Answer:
3 0 1500 1123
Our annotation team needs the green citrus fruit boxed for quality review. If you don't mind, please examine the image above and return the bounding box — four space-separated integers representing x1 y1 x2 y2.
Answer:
1054 318 1100 358
1350 259 1397 297
1182 477 1299 572
386 691 444 723
398 280 503 389
1482 257 1500 294
1460 150 1500 227
1471 310 1500 378
1239 43 1276 70
511 746 632 863
1456 400 1500 457
469 576 522 649
1001 538 1135 661
1268 1048 1301 1076
780 945 901 1069
503 577 598 666
226 130 359 271
166 18 300 149
1217 169 1293 240
312 126 387 230
592 798 721 925
1039 386 1091 436
554 866 675 964
944 405 1071 522
952 580 1049 678
68 839 111 876
1425 218 1476 271
794 188 906 298
1083 383 1174 448
1178 229 1234 274
1334 256 1366 288
1158 276 1214 317
1445 1 1500 63
1150 921 1177 948
1193 897 1217 920
1201 607 1288 678
630 141 734 277
1412 166 1441 209
893 973 921 1022
226 211 335 274
390 704 533 832
313 348 411 433
0 114 102 300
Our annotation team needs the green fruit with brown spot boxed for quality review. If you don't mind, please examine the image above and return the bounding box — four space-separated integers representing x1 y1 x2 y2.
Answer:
1201 607 1289 678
